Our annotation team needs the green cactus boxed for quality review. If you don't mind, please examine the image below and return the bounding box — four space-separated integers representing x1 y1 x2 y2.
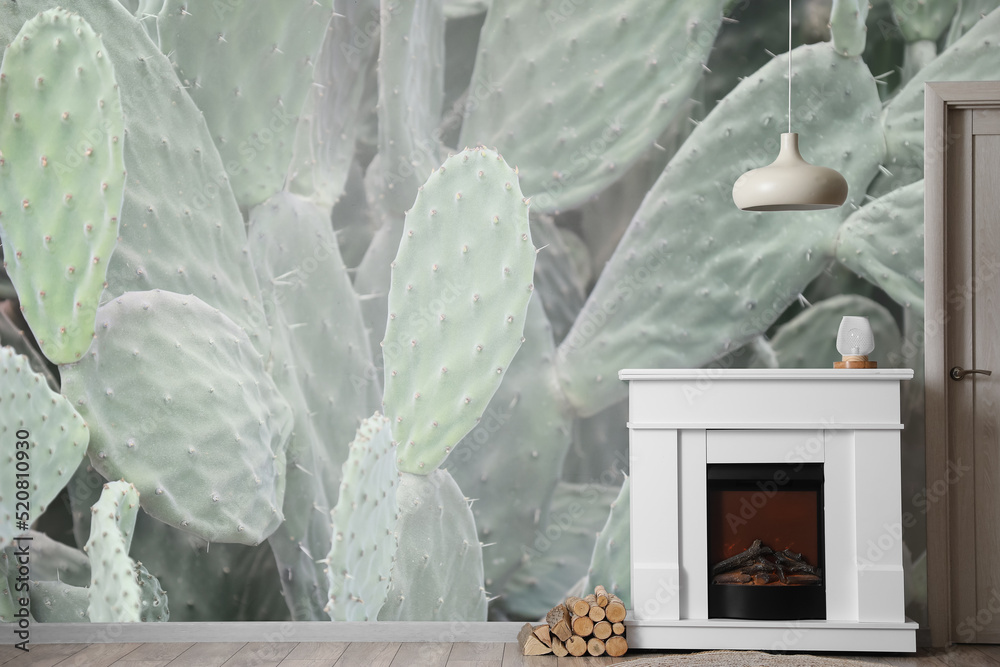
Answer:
382 147 535 474
869 8 1000 197
0 347 89 549
556 42 885 417
81 483 170 623
148 0 333 209
248 191 379 620
85 480 142 622
499 481 620 620
582 476 630 606
59 290 293 545
325 413 399 621
135 561 169 622
7 0 274 355
945 0 1000 45
458 0 726 213
830 0 870 56
287 0 380 213
0 9 125 364
770 295 904 369
447 297 573 604
836 180 924 314
29 580 88 622
369 0 445 215
378 468 487 621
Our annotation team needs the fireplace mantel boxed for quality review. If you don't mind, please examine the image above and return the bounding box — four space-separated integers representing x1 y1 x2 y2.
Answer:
621 368 918 652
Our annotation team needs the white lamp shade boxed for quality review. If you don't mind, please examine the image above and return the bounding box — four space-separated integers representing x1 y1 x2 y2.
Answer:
836 316 875 356
732 133 849 211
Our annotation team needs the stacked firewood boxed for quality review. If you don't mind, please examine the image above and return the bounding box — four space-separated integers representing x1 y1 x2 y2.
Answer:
517 585 628 657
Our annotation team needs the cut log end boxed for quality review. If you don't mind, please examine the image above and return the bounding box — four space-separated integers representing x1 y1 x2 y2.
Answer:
566 635 588 657
593 620 612 640
571 612 594 637
551 638 569 657
605 599 627 623
588 637 606 656
566 595 590 617
606 635 628 657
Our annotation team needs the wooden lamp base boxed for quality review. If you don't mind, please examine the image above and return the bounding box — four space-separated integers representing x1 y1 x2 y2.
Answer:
834 355 877 369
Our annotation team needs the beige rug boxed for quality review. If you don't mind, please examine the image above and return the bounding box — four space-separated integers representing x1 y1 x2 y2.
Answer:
618 650 883 666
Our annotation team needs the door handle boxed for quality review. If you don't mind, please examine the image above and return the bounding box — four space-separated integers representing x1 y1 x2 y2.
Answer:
950 366 993 381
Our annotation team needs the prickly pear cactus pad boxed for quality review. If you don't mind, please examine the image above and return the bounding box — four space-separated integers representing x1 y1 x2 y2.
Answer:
287 0 380 213
60 290 293 545
135 561 169 622
382 147 536 474
869 9 1000 197
325 413 399 621
0 0 273 356
830 0 870 57
459 0 725 213
583 476 630 607
85 480 142 622
836 180 925 313
369 0 445 214
378 469 487 621
556 43 885 417
0 8 125 364
150 0 333 209
0 347 89 549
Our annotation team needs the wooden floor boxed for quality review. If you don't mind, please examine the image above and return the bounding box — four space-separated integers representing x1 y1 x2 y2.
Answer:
1 643 999 667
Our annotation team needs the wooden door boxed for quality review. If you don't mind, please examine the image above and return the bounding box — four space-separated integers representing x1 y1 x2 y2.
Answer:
940 105 1000 644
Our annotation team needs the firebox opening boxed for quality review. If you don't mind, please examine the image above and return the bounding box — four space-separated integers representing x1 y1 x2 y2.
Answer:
707 462 825 620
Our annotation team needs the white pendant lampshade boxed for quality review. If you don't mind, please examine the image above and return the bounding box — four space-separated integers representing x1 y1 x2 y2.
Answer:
732 133 849 211
732 0 849 212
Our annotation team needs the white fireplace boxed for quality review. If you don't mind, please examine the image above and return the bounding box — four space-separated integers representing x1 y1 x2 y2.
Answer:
620 369 917 652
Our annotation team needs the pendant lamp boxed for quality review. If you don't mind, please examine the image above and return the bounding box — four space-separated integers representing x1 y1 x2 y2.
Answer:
731 0 849 212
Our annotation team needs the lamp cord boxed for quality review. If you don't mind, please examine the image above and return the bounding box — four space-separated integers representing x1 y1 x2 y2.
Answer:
788 0 792 134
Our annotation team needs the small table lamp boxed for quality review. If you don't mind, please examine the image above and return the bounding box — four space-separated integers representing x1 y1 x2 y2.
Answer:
835 316 877 369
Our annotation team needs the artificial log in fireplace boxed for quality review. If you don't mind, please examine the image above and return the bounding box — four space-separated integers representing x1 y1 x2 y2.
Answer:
707 463 825 620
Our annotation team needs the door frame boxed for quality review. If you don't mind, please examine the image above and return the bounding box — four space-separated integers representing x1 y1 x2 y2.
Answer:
925 81 1000 647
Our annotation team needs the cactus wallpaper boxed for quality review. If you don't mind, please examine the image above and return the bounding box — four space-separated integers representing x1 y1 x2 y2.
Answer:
0 0 993 627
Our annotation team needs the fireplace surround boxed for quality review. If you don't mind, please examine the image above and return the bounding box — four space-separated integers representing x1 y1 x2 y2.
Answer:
620 369 917 652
